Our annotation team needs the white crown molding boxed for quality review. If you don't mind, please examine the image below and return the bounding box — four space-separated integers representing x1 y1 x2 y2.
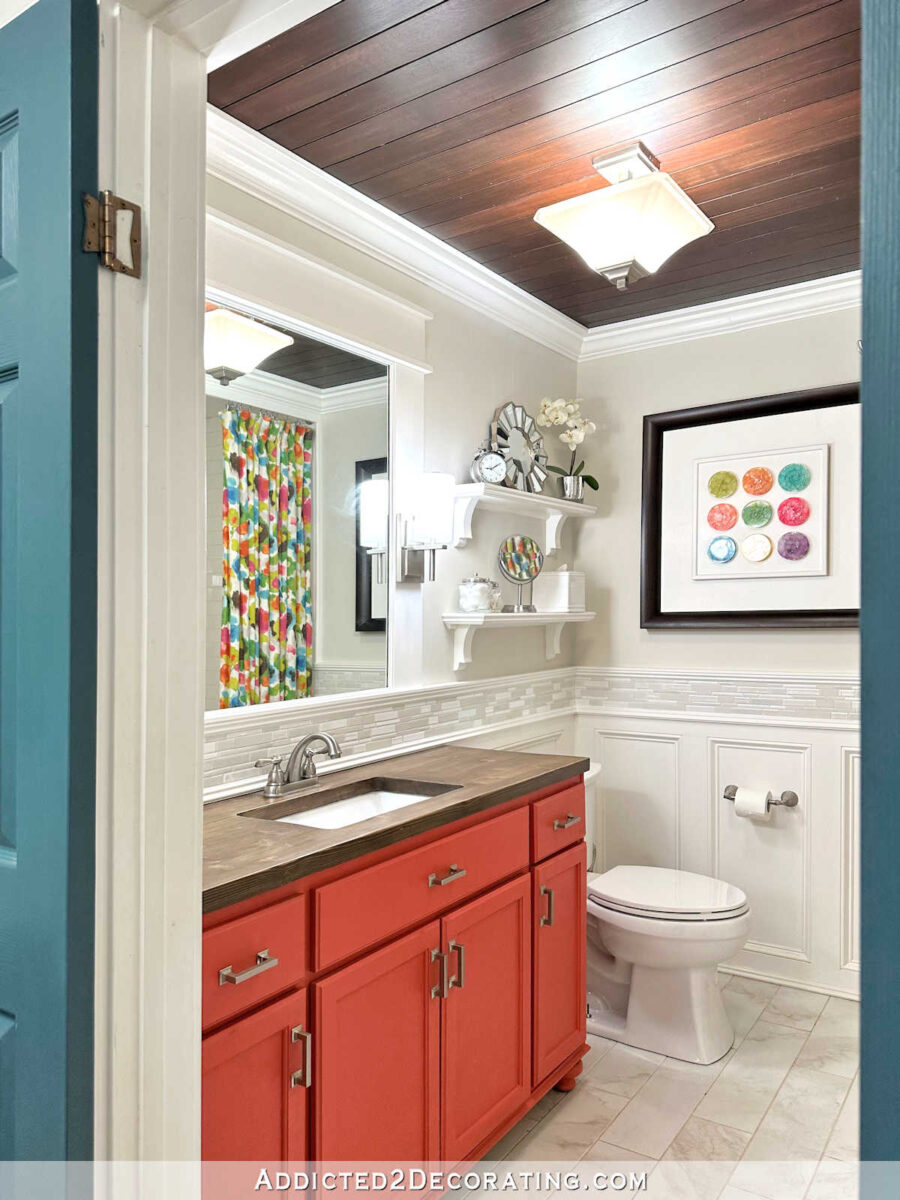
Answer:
206 369 388 419
579 271 862 360
206 106 587 362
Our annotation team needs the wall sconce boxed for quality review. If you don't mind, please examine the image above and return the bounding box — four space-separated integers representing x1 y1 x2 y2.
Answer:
359 477 390 584
534 143 713 291
398 472 455 583
204 307 294 384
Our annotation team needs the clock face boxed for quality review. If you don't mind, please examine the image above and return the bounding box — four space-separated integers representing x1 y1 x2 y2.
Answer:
480 452 508 483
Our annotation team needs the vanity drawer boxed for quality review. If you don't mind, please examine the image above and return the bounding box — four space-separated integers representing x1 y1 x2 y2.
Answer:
202 893 308 1030
531 782 585 863
315 807 530 971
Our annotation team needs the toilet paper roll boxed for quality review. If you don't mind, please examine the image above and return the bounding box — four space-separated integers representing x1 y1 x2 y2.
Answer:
732 787 772 821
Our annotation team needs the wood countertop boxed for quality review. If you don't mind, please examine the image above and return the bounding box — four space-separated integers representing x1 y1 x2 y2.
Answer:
203 745 589 913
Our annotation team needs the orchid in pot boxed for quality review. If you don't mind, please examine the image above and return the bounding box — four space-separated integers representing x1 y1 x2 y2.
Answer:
536 398 598 502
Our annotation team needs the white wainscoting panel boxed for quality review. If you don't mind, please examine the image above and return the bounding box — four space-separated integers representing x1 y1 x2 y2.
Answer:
841 746 861 972
592 732 681 873
577 708 859 998
710 737 812 964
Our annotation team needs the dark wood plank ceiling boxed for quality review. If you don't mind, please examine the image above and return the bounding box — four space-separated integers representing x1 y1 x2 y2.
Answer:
209 0 860 329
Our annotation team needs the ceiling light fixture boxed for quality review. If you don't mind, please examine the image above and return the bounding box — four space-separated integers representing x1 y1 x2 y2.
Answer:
204 307 294 385
534 143 714 291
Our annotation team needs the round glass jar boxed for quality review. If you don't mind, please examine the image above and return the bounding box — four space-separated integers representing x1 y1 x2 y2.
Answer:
458 574 494 613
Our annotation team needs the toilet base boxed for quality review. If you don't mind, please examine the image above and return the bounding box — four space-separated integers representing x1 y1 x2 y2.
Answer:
588 963 734 1065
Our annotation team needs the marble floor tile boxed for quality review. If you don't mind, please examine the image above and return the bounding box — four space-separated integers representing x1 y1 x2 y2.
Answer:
652 1158 738 1200
760 986 828 1032
581 1139 655 1163
729 1131 820 1200
795 1026 859 1080
825 1074 859 1162
599 1063 715 1159
583 1043 664 1099
724 977 779 1003
751 1066 850 1156
806 1159 859 1200
719 1189 770 1200
512 1086 627 1161
722 989 771 1042
581 1033 615 1075
693 1021 808 1134
664 1116 751 1161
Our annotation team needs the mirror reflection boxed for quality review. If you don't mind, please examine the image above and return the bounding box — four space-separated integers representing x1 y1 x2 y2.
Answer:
204 302 389 709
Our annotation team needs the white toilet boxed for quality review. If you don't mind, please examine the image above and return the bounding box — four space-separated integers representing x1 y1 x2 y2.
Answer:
586 864 750 1065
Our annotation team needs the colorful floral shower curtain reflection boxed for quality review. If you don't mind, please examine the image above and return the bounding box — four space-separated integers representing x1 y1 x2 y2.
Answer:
219 407 312 707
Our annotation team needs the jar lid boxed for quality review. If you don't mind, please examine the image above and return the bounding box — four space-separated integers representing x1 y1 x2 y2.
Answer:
461 574 491 584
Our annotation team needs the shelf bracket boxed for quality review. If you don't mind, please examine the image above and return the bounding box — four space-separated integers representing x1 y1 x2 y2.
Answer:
545 622 565 660
451 625 477 671
452 494 479 548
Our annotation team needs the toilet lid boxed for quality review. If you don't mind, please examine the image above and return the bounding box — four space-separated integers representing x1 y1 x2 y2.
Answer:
588 866 748 920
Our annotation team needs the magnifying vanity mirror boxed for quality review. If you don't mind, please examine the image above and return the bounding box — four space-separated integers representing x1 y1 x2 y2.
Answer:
204 300 389 709
498 535 544 612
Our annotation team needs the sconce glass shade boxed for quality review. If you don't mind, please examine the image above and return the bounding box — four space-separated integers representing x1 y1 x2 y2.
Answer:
204 308 294 383
534 172 713 290
359 478 390 550
409 472 455 548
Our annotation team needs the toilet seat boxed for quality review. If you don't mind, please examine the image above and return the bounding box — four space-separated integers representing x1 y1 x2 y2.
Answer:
588 865 749 922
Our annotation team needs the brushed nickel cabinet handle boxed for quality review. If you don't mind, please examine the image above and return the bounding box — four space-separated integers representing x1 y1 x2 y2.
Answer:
430 947 449 999
448 940 466 990
290 1025 312 1088
428 864 467 888
218 948 279 986
553 814 581 831
540 886 555 927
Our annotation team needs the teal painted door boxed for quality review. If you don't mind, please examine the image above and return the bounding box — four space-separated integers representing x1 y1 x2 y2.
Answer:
0 0 98 1160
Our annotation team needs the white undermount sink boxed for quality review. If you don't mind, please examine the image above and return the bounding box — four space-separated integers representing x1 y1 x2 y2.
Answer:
275 789 436 830
241 775 460 831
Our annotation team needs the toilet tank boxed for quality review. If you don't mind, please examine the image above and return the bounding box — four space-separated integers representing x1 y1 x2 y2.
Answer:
583 762 603 873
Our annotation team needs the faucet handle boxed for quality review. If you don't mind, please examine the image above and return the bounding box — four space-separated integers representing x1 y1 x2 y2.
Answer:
255 756 286 798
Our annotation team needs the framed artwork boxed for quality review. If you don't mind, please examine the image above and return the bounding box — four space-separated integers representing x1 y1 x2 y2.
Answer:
641 385 860 628
355 457 388 633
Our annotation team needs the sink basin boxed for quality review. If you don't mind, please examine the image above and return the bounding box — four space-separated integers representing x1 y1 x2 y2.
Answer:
241 776 459 831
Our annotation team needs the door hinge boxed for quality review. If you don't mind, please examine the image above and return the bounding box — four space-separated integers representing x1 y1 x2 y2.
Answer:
82 190 142 279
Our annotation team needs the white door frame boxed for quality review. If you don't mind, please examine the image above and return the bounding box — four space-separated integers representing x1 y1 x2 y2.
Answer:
94 0 206 1169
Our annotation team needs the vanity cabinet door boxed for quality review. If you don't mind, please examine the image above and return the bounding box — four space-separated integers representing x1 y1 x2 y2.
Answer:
313 921 441 1163
440 874 531 1161
202 988 310 1161
532 843 586 1086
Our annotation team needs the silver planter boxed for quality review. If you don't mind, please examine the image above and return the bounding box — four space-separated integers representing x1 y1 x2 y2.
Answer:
561 475 584 502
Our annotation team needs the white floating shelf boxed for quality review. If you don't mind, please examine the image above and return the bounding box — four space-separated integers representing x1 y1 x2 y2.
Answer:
442 611 596 671
452 483 597 554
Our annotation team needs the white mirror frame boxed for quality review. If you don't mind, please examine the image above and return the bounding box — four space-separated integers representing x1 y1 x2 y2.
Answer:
204 211 434 727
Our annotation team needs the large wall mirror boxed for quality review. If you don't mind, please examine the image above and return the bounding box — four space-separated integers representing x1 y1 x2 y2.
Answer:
204 300 390 709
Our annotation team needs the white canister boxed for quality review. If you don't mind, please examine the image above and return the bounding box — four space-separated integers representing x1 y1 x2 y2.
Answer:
458 575 494 613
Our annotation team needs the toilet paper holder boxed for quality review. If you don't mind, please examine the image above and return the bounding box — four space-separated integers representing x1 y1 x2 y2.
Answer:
724 784 799 810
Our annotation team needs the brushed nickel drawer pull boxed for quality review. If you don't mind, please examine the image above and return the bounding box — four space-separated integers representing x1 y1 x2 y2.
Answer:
448 940 466 990
428 864 467 888
553 814 581 831
218 948 279 986
431 947 449 999
540 885 555 927
290 1025 312 1088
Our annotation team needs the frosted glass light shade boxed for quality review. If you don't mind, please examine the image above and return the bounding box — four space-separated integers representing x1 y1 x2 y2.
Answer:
534 172 713 289
204 308 293 381
359 478 390 550
409 472 455 548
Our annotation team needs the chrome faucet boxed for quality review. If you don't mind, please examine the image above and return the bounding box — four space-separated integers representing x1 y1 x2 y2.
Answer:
256 732 342 800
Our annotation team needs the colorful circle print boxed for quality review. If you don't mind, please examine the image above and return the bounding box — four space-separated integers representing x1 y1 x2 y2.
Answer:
778 497 811 526
707 536 737 564
778 531 810 561
708 470 738 499
742 501 773 528
778 462 811 492
742 466 774 495
741 534 773 563
708 503 738 531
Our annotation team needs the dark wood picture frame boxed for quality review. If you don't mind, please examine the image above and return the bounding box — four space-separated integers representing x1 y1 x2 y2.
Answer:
355 457 388 633
641 384 860 629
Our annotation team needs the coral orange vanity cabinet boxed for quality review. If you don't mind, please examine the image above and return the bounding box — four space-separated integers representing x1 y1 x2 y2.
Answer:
314 922 442 1163
532 842 587 1086
202 988 311 1161
441 874 532 1160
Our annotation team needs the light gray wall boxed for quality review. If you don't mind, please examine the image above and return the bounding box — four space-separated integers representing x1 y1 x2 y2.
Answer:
574 306 861 674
